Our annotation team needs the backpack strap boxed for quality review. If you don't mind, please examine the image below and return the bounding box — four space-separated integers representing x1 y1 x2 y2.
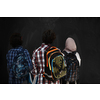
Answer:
62 51 76 57
45 46 58 67
62 51 68 57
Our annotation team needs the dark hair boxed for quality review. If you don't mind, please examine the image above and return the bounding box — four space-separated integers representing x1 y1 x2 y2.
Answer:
10 33 23 48
42 30 56 44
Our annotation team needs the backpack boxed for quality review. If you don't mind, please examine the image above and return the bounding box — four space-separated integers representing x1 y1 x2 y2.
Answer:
11 49 29 79
62 51 79 82
43 46 67 83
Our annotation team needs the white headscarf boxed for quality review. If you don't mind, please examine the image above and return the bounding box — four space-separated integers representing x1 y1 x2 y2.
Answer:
63 37 77 52
63 37 81 66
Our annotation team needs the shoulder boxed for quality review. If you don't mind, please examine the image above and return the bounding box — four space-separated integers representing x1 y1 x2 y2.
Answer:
24 48 29 53
6 48 17 59
7 48 16 55
33 47 40 53
33 44 48 54
32 46 42 56
8 46 23 53
22 48 30 56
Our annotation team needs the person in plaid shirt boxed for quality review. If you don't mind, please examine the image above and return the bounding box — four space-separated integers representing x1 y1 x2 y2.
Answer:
32 30 60 84
6 33 33 84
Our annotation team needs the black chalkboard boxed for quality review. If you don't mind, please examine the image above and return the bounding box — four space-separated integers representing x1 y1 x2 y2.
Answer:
1 17 100 84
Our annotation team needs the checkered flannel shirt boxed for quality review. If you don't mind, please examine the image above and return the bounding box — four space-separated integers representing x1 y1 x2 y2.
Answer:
6 46 33 84
63 51 80 82
32 43 60 84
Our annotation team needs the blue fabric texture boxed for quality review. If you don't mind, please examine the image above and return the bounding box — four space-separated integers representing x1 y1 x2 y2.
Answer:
6 46 33 84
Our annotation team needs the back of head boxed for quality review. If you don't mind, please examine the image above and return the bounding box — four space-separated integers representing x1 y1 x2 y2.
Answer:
64 37 77 52
42 30 56 44
10 33 23 48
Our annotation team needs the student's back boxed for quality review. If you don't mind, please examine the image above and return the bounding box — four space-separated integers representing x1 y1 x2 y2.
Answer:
32 30 61 84
61 37 81 84
6 33 32 84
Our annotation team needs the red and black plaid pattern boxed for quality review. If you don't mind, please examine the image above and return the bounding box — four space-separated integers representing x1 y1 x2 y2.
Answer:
32 43 60 84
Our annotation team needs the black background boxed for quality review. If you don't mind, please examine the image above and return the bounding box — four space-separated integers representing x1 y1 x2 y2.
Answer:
0 17 100 84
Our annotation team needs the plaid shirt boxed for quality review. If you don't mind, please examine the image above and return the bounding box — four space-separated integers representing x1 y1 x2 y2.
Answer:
62 51 80 82
6 46 33 84
32 43 60 84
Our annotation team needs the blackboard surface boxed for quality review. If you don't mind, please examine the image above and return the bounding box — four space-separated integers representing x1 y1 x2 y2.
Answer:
0 17 100 84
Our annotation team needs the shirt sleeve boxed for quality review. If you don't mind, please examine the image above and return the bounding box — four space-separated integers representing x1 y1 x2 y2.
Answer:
24 49 33 71
32 50 37 75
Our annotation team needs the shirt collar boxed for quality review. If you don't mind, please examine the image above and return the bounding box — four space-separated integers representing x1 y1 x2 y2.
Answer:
41 43 51 47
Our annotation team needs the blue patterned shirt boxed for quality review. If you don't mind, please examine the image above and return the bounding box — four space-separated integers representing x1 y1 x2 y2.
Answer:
6 46 33 84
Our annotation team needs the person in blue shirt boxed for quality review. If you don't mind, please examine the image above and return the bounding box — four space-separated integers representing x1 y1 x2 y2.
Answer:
6 33 33 84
